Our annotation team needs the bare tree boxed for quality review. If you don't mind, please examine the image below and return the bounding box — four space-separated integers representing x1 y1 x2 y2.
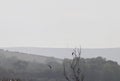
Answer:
63 48 85 81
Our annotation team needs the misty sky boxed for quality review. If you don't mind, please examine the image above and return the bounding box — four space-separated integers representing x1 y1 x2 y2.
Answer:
0 0 120 48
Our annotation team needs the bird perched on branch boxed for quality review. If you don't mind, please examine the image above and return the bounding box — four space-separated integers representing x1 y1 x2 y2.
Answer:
72 52 74 55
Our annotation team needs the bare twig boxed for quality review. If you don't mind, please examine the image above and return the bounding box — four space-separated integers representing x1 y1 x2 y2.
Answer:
63 48 85 81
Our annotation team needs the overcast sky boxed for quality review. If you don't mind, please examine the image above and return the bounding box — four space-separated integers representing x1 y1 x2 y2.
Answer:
0 0 120 48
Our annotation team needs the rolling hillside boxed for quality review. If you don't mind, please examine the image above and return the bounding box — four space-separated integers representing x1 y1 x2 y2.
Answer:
2 47 120 64
0 49 62 64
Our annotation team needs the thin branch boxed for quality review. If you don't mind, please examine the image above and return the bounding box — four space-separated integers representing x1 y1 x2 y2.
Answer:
63 62 71 81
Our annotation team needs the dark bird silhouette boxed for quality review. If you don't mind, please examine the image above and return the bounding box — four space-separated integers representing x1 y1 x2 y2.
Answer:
48 65 52 69
72 52 74 55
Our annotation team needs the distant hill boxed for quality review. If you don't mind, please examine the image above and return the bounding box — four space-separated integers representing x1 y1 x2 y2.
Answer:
0 48 120 81
2 47 120 64
0 49 62 64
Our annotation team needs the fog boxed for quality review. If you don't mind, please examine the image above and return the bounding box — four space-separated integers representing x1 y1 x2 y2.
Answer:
0 0 120 48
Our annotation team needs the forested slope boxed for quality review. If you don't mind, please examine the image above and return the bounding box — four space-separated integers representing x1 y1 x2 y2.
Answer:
0 49 120 81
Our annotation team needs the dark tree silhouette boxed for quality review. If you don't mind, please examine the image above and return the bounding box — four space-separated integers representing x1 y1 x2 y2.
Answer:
63 48 85 81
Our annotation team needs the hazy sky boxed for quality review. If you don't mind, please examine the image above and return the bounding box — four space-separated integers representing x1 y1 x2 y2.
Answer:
0 0 120 48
